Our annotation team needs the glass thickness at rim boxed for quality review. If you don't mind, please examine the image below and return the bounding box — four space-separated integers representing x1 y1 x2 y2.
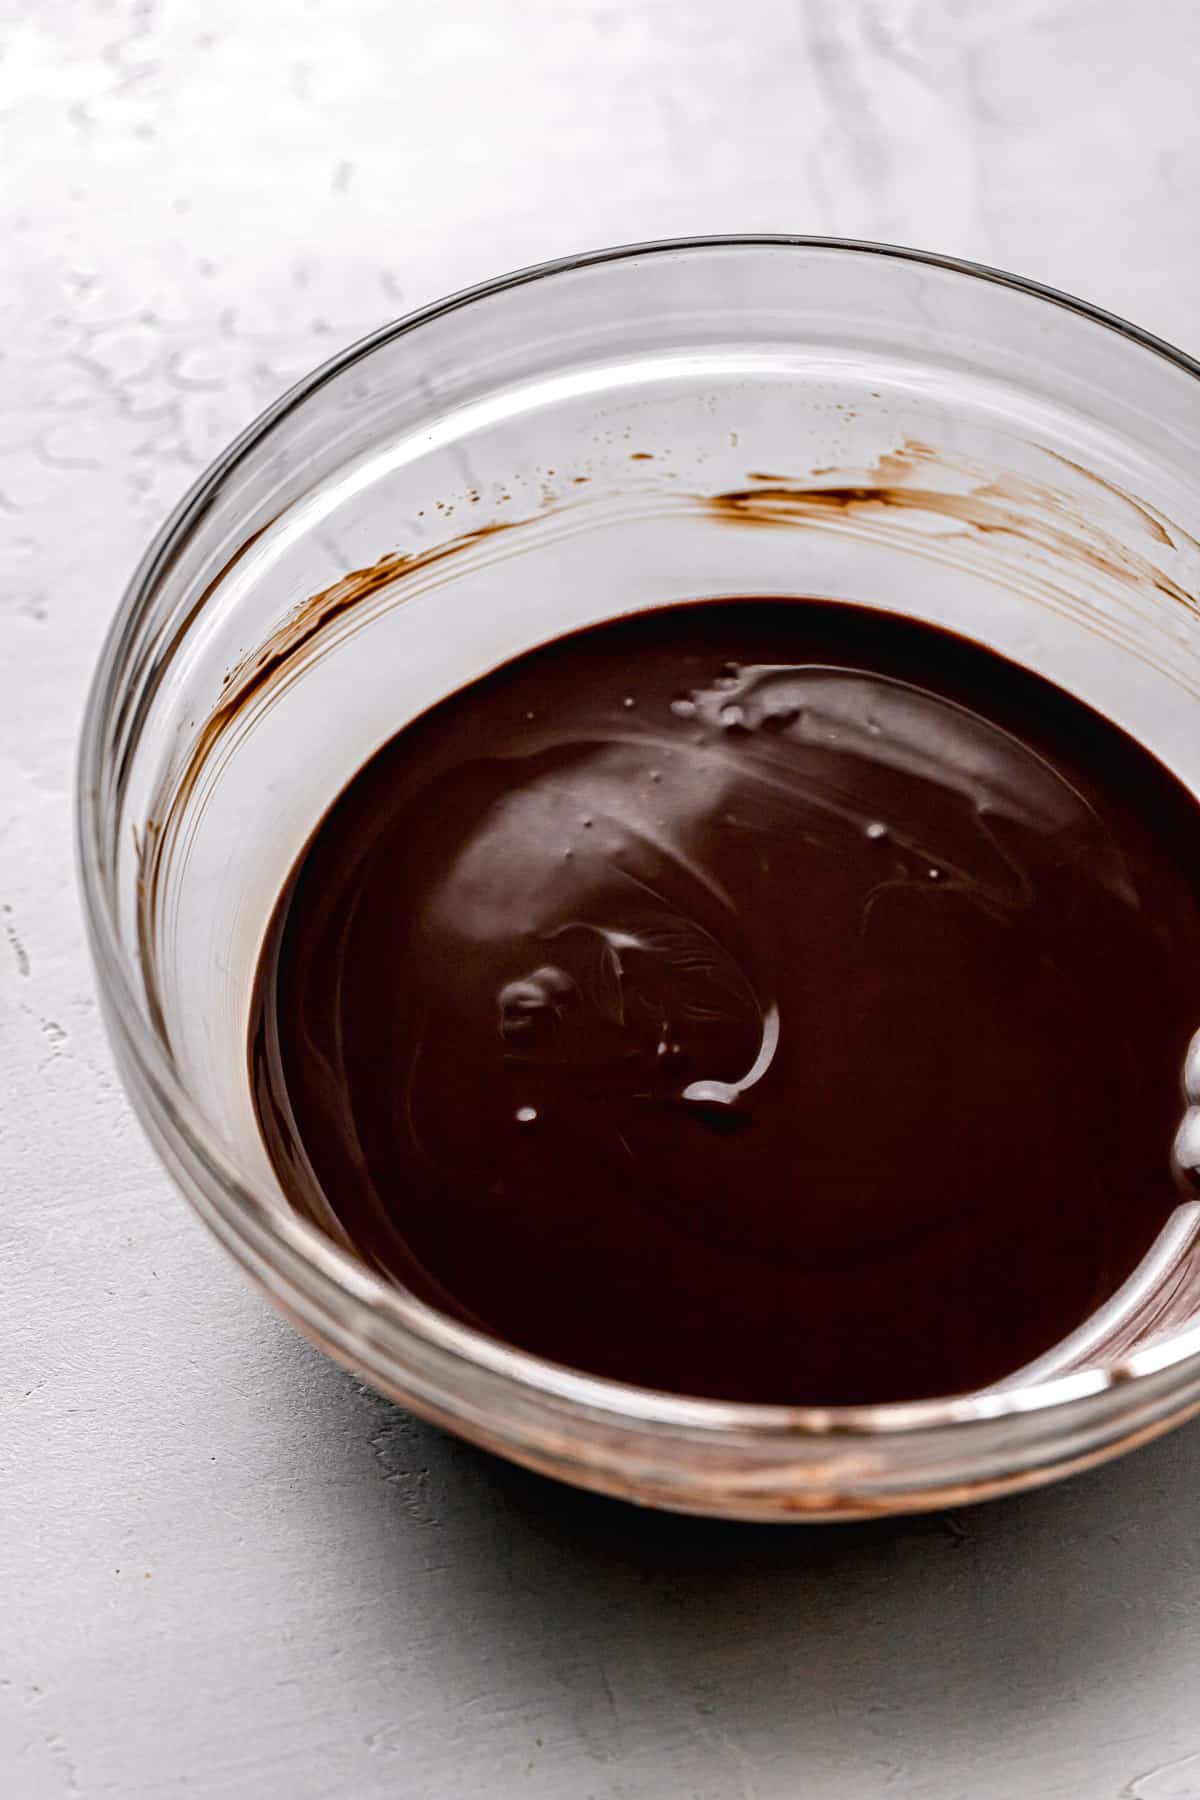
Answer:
76 234 1200 1480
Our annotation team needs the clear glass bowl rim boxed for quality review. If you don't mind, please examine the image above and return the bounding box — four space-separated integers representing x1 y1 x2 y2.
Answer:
76 233 1200 1460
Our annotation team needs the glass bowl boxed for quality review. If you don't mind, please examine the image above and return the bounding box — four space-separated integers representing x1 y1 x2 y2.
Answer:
78 237 1200 1520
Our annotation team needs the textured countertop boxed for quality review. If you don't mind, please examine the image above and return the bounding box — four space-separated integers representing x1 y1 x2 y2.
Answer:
5 3 1200 1795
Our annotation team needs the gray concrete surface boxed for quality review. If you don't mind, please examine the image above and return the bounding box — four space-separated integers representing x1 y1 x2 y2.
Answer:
4 2 1200 1794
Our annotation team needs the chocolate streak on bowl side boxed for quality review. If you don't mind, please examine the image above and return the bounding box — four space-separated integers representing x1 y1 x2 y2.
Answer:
135 527 515 1056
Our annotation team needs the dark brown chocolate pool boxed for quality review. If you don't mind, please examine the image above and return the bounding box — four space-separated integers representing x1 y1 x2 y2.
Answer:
250 599 1200 1404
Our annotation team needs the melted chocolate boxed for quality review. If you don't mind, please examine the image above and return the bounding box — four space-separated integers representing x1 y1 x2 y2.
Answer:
250 600 1200 1404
